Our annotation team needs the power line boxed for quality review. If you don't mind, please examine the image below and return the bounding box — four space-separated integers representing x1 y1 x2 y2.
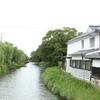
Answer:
0 26 56 30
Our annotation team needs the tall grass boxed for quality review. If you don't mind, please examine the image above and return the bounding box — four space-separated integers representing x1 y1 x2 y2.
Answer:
42 67 100 100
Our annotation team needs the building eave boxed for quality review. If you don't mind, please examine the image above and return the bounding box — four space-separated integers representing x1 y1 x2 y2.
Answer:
85 49 100 59
69 49 99 57
67 32 100 44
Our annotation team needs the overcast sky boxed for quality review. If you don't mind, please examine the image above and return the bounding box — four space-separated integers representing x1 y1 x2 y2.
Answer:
0 0 100 56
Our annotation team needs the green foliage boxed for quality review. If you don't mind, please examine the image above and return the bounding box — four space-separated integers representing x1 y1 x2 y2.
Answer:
42 67 100 100
0 65 8 74
38 61 50 68
0 42 28 74
30 27 82 66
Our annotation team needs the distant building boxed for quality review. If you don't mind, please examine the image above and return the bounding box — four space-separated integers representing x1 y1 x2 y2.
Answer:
66 25 100 86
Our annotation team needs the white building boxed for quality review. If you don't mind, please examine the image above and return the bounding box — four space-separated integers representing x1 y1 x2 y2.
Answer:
66 25 100 85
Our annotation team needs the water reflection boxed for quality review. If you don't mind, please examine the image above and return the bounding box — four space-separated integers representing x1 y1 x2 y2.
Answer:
0 63 59 100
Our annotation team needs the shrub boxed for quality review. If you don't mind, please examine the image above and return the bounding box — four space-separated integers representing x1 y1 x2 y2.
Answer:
38 61 49 68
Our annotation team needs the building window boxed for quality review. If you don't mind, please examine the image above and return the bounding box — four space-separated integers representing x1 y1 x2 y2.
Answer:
81 40 84 49
75 60 81 68
85 60 91 70
70 60 91 70
71 60 76 68
70 60 75 68
90 37 95 48
81 60 86 69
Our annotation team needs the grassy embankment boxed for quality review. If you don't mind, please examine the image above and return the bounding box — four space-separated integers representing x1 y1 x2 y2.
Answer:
42 67 100 100
0 63 26 75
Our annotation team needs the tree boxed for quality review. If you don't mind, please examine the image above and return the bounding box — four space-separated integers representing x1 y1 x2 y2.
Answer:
0 42 28 72
31 27 83 66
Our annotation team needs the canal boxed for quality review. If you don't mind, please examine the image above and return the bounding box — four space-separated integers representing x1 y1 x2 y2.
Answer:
0 62 60 100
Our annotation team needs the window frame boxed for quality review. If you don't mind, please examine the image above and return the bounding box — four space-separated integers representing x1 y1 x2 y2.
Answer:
81 40 84 49
70 60 91 71
90 37 95 48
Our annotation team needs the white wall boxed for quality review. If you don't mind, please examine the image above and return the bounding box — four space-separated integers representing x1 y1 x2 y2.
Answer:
93 60 100 68
84 38 90 49
84 34 100 49
67 38 90 55
66 33 100 82
67 34 100 55
72 56 82 60
67 40 81 55
95 35 100 49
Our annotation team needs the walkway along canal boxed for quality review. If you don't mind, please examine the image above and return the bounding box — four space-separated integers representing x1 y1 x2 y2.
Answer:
0 62 61 100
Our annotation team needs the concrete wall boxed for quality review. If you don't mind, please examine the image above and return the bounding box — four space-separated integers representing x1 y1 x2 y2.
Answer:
66 55 91 81
66 66 91 81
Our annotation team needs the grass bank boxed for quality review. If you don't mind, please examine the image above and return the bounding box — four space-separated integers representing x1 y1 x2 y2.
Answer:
0 63 26 75
42 67 100 100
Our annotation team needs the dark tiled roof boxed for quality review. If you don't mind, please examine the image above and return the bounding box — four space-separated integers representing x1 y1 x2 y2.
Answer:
68 25 100 44
85 51 100 59
88 25 100 33
86 55 100 59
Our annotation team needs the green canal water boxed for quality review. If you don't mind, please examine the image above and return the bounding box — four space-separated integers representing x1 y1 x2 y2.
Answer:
0 62 63 100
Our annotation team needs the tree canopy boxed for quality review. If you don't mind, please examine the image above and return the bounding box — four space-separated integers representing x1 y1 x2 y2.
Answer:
0 42 28 73
30 27 83 66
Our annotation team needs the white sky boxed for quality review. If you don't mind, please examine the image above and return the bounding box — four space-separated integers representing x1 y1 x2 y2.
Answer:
0 0 100 56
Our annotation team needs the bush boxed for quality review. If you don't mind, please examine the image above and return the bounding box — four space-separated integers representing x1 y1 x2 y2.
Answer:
38 61 49 68
11 63 25 70
42 67 100 100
